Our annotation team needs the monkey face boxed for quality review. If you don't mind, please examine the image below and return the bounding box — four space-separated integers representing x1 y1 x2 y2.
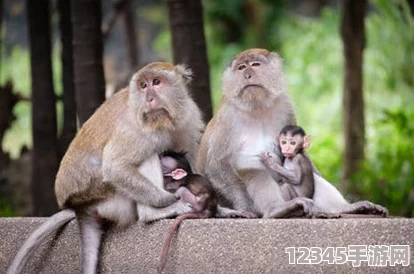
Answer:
279 133 304 159
222 49 287 110
128 63 193 131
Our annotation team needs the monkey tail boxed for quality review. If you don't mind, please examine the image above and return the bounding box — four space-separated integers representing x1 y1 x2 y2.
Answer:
7 209 76 274
157 212 201 273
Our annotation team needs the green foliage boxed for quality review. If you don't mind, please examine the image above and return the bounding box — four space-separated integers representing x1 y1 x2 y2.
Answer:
0 44 63 158
357 109 414 217
0 198 17 217
0 46 32 158
358 0 414 216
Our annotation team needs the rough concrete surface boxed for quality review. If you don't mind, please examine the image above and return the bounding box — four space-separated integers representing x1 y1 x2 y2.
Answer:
0 217 413 273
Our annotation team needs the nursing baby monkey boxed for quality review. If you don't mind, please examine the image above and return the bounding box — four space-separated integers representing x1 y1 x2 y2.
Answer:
157 150 256 273
261 125 314 201
8 62 205 274
197 48 388 218
157 151 217 273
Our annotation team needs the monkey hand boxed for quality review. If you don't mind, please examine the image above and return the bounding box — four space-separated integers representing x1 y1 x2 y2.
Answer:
153 191 178 208
259 152 278 167
297 197 319 218
174 200 194 215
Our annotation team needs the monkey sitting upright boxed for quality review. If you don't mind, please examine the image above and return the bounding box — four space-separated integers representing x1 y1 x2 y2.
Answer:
260 125 314 201
197 48 387 218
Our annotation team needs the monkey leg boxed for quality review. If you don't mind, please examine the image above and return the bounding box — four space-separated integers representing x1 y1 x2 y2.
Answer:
216 205 259 218
243 169 295 217
78 212 104 274
216 206 257 218
341 201 388 217
312 174 388 216
96 193 137 227
266 197 315 218
205 158 257 213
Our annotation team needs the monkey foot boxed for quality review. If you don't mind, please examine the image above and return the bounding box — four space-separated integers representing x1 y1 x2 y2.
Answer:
310 212 341 219
349 201 388 217
228 210 259 218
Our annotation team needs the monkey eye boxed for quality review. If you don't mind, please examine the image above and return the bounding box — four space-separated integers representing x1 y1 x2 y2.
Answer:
238 64 246 70
251 62 261 67
153 78 160 85
140 82 147 89
290 141 296 146
281 140 287 145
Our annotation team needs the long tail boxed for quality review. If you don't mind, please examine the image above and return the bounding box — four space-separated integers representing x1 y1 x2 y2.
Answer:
7 209 76 274
158 212 202 273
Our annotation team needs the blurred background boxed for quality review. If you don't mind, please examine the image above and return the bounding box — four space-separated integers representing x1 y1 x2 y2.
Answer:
0 0 413 217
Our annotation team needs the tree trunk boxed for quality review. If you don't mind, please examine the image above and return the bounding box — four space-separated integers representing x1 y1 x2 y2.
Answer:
340 0 367 195
0 0 3 76
26 0 59 216
71 0 106 125
167 0 212 122
121 0 139 72
58 0 77 156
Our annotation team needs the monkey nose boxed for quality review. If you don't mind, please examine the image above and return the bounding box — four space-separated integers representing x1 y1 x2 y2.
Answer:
146 93 155 103
244 72 252 79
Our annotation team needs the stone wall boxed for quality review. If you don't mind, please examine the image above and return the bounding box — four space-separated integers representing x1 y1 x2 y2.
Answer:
0 218 413 273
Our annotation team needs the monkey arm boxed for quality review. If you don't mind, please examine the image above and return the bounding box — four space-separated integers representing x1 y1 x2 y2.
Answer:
103 165 177 208
102 145 177 208
138 202 193 223
260 152 302 185
270 163 302 185
205 156 256 212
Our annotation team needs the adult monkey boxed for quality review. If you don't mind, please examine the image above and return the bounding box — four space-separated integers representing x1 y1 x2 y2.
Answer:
8 62 204 274
197 48 387 218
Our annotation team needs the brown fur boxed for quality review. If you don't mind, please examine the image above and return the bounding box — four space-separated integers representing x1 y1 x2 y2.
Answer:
7 62 205 274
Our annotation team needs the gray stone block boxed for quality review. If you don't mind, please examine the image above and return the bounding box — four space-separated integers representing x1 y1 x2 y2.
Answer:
0 217 413 273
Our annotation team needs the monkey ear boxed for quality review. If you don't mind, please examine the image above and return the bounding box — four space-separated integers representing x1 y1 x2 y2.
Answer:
268 51 283 62
303 135 311 149
171 168 188 180
175 64 193 84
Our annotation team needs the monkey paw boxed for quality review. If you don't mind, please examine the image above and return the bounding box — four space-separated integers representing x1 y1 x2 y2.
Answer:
350 201 388 217
227 210 259 218
259 152 276 166
311 212 341 219
295 197 316 218
175 201 193 215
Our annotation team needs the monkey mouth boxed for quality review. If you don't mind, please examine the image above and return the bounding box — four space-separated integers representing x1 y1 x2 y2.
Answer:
241 84 265 92
239 84 267 101
146 108 168 116
143 108 174 129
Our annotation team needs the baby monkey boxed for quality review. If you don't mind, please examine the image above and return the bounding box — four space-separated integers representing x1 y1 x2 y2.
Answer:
261 125 314 201
158 151 217 273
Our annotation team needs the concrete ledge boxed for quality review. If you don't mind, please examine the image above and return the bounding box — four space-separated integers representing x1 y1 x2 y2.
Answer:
0 217 413 273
